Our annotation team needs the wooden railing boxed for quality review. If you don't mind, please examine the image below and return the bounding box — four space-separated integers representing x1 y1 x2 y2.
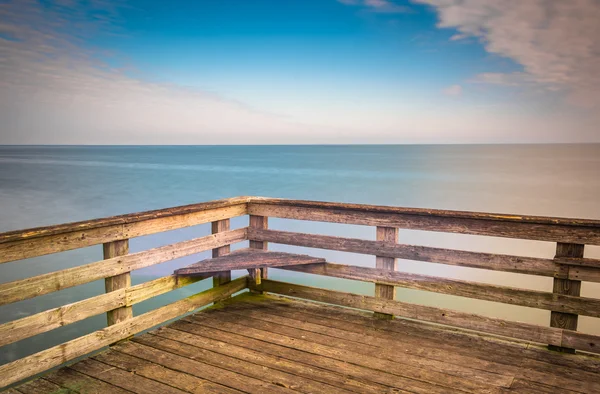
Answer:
1 196 600 389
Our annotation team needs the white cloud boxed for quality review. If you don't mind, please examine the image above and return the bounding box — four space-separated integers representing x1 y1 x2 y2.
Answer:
442 84 462 96
414 0 600 109
0 0 311 144
338 0 409 13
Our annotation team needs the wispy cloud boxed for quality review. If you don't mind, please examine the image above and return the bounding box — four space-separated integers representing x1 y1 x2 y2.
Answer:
338 0 410 13
442 84 462 96
0 0 308 144
414 0 600 109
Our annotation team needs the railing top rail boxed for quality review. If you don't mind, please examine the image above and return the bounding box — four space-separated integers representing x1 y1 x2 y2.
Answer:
0 196 252 245
3 195 599 246
249 197 600 228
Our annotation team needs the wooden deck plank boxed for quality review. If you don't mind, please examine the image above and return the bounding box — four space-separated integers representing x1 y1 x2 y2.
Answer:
231 295 600 393
13 379 74 394
44 368 132 394
221 300 515 388
110 339 296 394
9 292 600 394
166 321 400 394
130 333 347 394
69 358 188 394
249 293 600 374
144 328 360 393
174 249 324 276
226 300 600 394
94 348 242 394
198 309 505 393
184 314 487 393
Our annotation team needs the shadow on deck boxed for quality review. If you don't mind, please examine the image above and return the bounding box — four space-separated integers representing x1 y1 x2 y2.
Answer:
7 293 600 394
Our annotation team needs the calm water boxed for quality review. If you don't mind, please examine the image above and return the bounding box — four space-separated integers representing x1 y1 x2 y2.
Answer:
1 144 599 365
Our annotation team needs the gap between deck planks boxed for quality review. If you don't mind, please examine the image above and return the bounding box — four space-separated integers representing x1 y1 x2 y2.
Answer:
6 292 600 394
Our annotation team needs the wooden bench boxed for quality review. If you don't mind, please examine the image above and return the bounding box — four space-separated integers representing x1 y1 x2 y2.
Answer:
175 248 325 284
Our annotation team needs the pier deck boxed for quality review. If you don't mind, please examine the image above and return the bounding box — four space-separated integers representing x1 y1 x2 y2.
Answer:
7 293 600 394
2 196 600 393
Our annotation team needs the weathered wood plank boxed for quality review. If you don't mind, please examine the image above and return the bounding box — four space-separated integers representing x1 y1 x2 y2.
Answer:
167 321 395 394
0 227 247 306
150 326 371 394
103 239 132 327
13 378 74 394
175 249 325 276
117 339 296 393
212 219 231 290
374 226 397 319
554 257 600 268
550 243 584 353
0 272 211 348
0 203 248 264
70 358 188 394
248 228 559 277
279 262 600 317
45 367 132 394
133 331 348 394
0 277 247 389
246 293 600 375
249 215 269 282
248 202 600 245
253 279 566 348
189 311 495 393
95 347 242 394
221 305 515 388
249 197 600 228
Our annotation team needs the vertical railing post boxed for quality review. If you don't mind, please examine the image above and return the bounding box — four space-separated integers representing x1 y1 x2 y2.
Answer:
374 226 398 319
104 239 132 328
549 242 585 353
212 219 232 294
249 215 268 293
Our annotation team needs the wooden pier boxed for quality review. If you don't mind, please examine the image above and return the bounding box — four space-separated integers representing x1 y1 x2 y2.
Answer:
1 196 600 393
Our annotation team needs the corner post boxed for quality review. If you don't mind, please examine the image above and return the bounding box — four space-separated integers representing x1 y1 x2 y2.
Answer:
212 219 232 292
104 239 133 328
549 242 584 353
374 226 398 319
249 215 268 293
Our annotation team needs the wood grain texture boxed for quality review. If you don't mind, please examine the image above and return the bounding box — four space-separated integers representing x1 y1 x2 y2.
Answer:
0 272 210 347
0 227 247 306
550 243 584 353
248 202 600 245
278 262 600 317
0 276 247 389
212 219 232 289
175 249 325 276
0 203 248 264
248 228 558 277
103 239 132 327
253 279 566 348
374 226 397 319
249 215 269 282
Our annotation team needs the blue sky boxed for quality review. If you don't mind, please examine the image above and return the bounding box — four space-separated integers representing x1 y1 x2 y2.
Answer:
1 0 599 143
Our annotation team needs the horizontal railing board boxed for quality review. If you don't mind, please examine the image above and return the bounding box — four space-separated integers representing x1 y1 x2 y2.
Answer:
278 262 600 318
0 204 248 264
554 257 600 268
254 279 565 348
248 228 559 277
255 279 600 356
0 273 212 348
248 203 600 245
0 197 251 244
0 277 247 390
250 197 600 228
0 228 247 306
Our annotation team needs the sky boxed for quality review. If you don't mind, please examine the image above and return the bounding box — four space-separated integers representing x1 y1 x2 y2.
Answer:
0 0 599 144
